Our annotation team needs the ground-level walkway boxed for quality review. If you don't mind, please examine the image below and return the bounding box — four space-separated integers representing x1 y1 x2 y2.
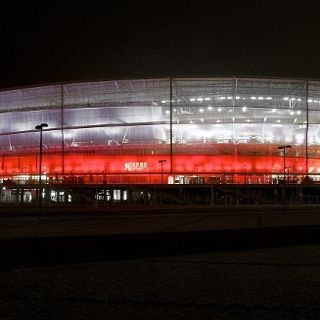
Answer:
1 204 320 239
2 243 320 319
2 205 320 318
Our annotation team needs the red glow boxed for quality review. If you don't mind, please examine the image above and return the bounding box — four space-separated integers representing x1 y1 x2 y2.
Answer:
0 144 315 184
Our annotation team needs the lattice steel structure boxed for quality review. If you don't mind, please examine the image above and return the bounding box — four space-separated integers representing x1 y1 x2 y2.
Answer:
0 77 320 185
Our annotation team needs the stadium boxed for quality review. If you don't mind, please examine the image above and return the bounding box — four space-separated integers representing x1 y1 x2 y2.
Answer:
1 77 320 203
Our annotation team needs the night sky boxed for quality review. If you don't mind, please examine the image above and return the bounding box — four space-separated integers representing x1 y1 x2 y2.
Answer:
2 1 320 89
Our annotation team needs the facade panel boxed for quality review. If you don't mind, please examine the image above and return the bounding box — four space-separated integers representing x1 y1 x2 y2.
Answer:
0 77 319 185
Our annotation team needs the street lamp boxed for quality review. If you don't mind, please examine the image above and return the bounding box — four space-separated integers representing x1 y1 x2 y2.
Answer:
278 145 292 210
196 166 199 184
278 145 292 184
149 166 152 184
243 165 247 184
35 123 48 219
158 160 167 184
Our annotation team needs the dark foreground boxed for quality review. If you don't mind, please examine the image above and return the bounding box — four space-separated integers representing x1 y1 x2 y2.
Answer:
3 224 320 271
0 225 320 319
2 208 320 319
2 243 320 319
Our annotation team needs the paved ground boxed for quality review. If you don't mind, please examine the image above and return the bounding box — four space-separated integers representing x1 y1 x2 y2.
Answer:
2 205 320 318
2 243 320 319
1 205 320 240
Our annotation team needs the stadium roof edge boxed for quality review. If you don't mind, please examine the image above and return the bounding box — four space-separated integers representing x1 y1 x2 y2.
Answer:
2 74 320 93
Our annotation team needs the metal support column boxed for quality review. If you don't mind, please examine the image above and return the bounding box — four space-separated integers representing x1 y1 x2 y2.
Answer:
306 81 309 179
169 78 173 174
61 85 65 179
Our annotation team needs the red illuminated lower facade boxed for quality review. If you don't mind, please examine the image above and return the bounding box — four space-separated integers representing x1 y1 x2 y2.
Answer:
1 77 320 189
0 143 313 185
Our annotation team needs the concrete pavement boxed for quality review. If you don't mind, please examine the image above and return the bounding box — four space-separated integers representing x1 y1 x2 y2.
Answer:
1 204 320 240
2 244 320 319
2 205 320 319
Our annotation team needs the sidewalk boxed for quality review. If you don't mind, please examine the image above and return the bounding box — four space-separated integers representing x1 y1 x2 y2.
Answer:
1 204 320 240
2 205 320 271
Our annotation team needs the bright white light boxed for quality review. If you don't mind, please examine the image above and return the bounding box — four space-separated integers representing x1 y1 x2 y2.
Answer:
217 107 222 112
242 106 247 112
315 100 319 103
200 118 204 122
272 124 283 127
263 117 267 122
266 97 272 100
216 120 221 122
246 119 251 122
232 117 235 122
204 97 211 101
258 97 264 100
199 108 204 113
189 120 193 124
251 96 257 100
207 106 213 111
265 135 274 142
219 97 226 100
294 118 298 123
236 96 240 100
161 100 167 104
165 110 170 114
284 135 291 143
308 99 313 103
283 97 289 101
191 128 214 138
197 97 203 102
297 98 302 102
190 98 195 102
290 111 295 115
296 133 304 144
297 110 301 115
276 120 281 123
52 131 74 140
291 98 296 101
227 96 233 100
272 108 276 112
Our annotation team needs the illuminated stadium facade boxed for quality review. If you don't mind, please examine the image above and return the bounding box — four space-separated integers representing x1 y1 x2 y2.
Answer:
1 77 320 192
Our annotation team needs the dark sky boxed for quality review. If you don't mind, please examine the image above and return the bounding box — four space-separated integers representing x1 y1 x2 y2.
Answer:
2 1 320 89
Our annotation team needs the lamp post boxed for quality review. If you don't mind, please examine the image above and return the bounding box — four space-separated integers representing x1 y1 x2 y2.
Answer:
196 166 199 184
243 165 247 184
278 145 292 210
158 160 167 184
35 123 48 219
149 166 152 184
